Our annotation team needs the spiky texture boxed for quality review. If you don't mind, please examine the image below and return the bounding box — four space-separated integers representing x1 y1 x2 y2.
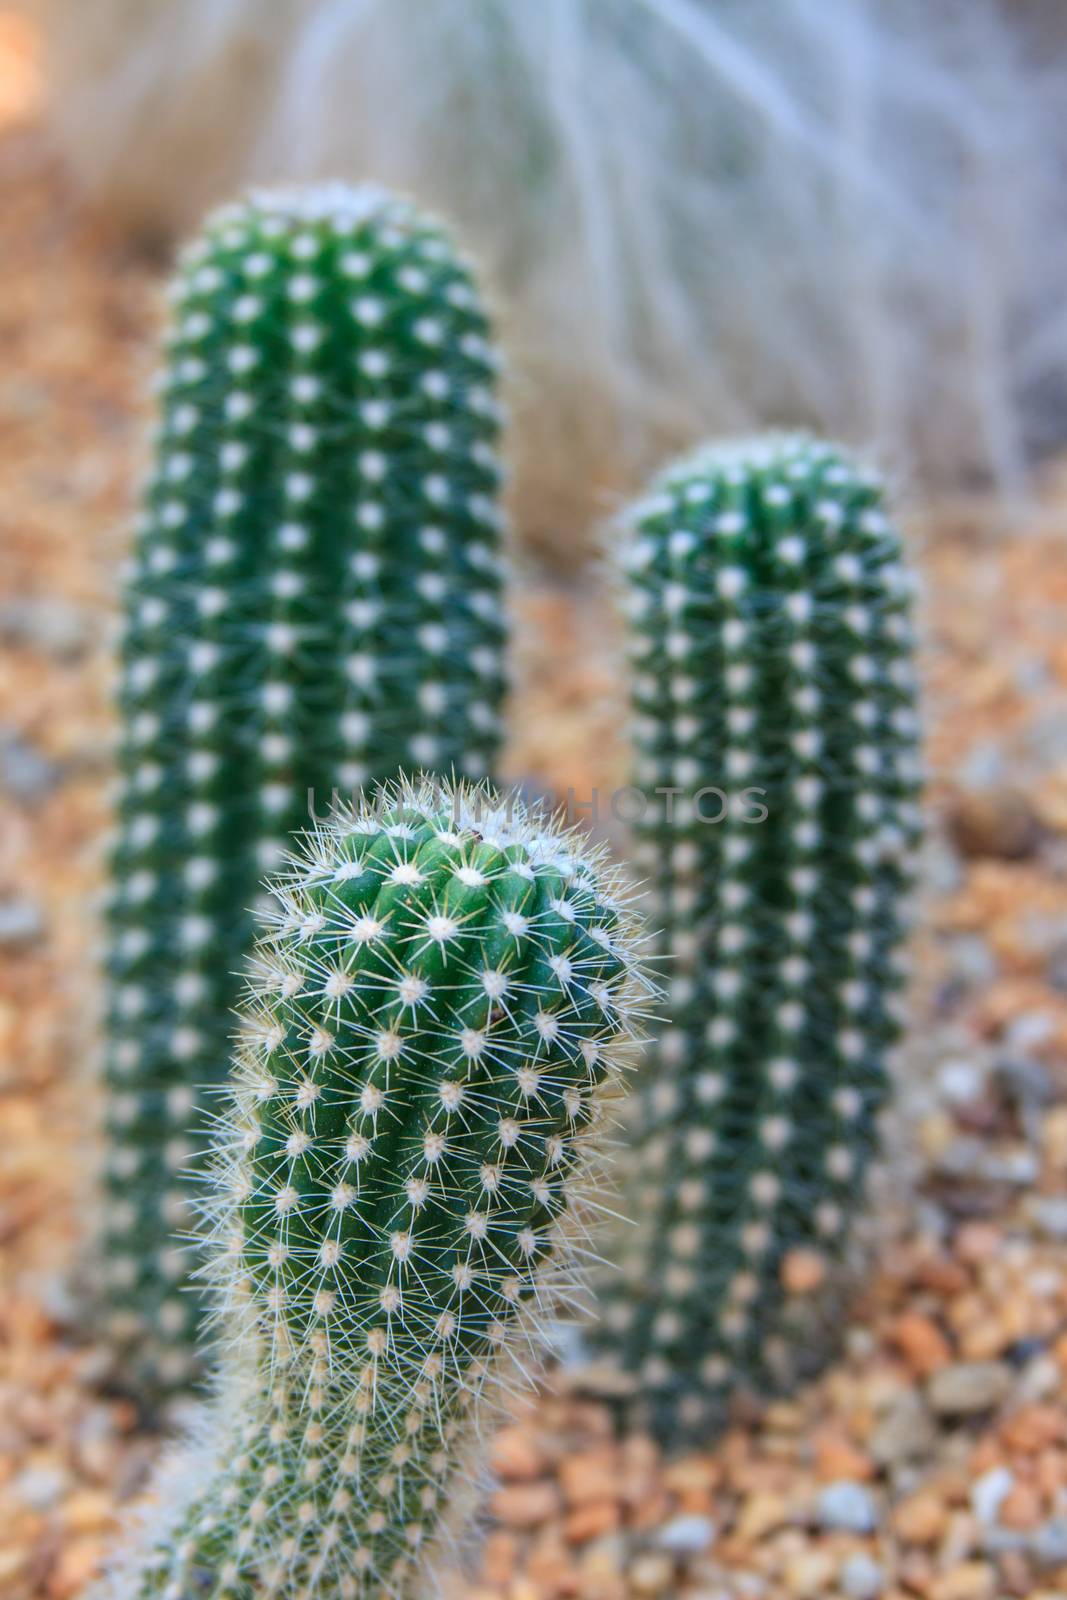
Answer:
95 782 647 1600
593 435 922 1445
103 185 507 1399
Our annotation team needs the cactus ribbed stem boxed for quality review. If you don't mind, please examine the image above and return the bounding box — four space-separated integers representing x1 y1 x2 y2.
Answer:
594 435 921 1443
96 782 647 1600
103 185 507 1397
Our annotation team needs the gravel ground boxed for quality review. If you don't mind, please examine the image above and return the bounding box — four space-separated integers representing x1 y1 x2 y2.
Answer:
5 20 1067 1600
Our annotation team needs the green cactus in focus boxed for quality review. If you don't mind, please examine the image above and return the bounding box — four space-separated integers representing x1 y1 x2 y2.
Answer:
95 781 647 1600
103 184 507 1398
593 435 921 1443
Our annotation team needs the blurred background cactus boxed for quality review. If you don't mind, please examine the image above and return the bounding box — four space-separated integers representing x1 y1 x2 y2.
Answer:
98 783 647 1599
102 183 507 1400
22 0 1067 567
592 435 922 1444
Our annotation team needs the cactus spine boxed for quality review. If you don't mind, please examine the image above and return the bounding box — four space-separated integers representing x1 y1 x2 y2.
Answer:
96 782 646 1599
596 435 921 1443
103 185 507 1397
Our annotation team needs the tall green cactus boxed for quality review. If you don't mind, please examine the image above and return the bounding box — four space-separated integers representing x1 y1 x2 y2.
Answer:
594 435 921 1443
95 782 646 1600
103 185 507 1398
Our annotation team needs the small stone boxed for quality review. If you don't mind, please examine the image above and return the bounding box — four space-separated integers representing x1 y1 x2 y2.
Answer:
936 1139 1038 1187
999 1482 1042 1531
970 1466 1014 1525
0 896 45 948
1031 1518 1067 1568
815 1480 879 1534
1003 1011 1056 1053
995 1055 1056 1110
929 1562 995 1600
14 1462 68 1509
482 1529 518 1587
0 729 62 801
491 1425 548 1481
1028 1196 1067 1240
629 1552 674 1595
578 1531 625 1588
1000 1403 1065 1452
783 1549 836 1598
565 1500 620 1544
947 937 998 987
955 1223 1001 1265
892 1491 948 1545
734 1492 789 1541
870 1391 936 1467
0 596 91 659
813 1434 874 1483
840 1553 885 1599
0 1551 26 1584
937 1057 988 1105
490 1480 560 1528
928 1362 1012 1416
62 1489 114 1534
47 1537 106 1599
560 1448 619 1507
655 1514 715 1554
662 1457 719 1497
947 787 1040 860
889 1313 952 1376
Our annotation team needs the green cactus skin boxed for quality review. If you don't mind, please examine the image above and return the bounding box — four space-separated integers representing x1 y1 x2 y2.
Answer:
594 435 921 1445
95 782 647 1600
102 184 508 1398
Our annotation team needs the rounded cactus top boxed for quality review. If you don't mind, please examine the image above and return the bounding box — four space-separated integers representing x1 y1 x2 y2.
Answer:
623 432 902 582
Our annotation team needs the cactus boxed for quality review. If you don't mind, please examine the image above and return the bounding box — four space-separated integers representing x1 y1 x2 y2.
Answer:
103 184 507 1398
593 435 921 1443
95 781 647 1600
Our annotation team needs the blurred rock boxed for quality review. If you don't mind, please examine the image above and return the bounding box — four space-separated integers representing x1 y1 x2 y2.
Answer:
655 1515 715 1554
869 1392 936 1467
840 1553 885 1598
969 1465 1014 1524
0 596 91 660
0 728 63 801
0 897 45 948
947 787 1041 860
815 1480 879 1533
927 1362 1012 1416
1031 1518 1067 1568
